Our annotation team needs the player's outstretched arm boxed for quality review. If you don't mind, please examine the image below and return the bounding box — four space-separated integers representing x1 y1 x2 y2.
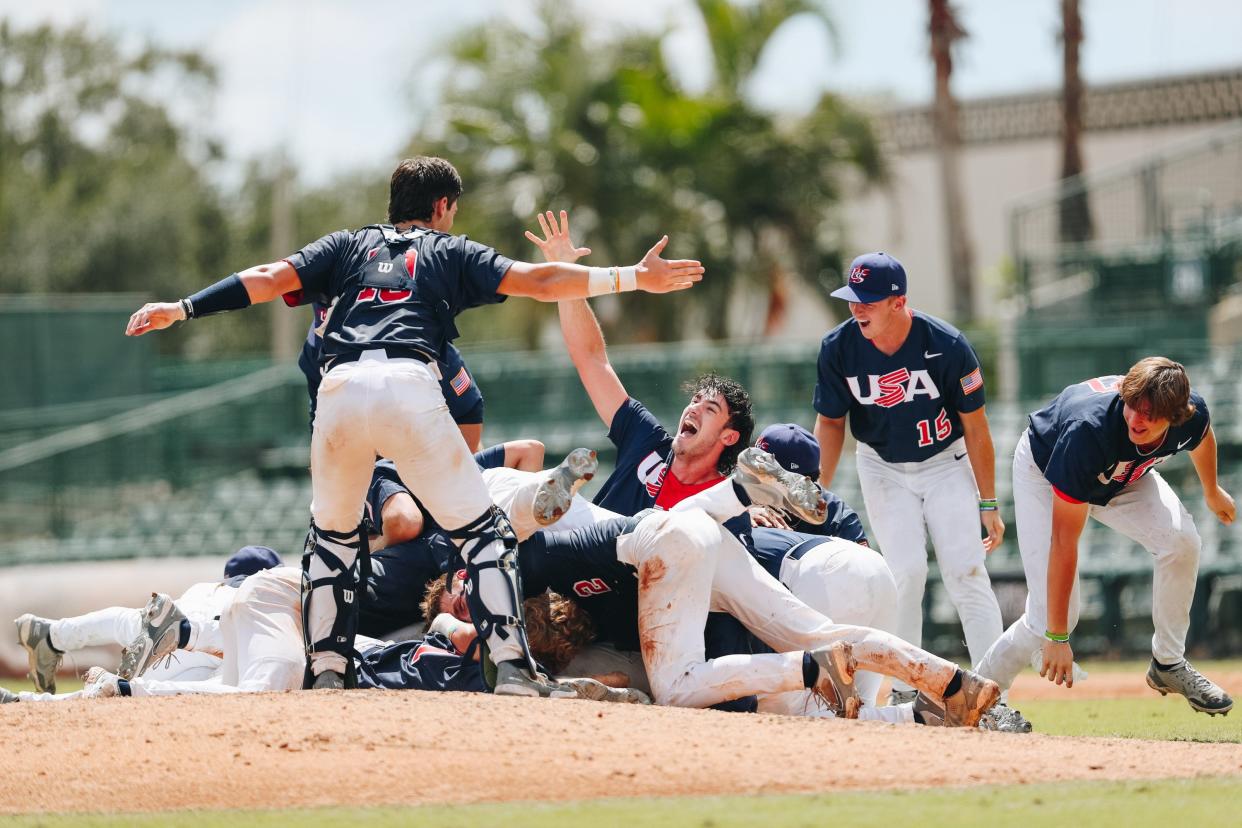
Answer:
125 262 301 336
1189 425 1236 525
960 406 1005 552
525 209 629 427
498 231 703 301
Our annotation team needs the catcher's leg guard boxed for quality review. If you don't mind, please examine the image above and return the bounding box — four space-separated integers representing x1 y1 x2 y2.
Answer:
301 521 368 688
445 506 539 677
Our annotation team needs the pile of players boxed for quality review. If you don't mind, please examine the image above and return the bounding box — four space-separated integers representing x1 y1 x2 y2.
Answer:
7 159 1233 729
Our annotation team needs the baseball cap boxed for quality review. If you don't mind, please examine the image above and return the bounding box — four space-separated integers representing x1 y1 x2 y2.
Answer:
755 424 820 480
830 252 907 304
224 545 283 579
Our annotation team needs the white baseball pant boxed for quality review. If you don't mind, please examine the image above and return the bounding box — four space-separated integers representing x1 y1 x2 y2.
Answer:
617 509 961 709
855 437 1002 691
310 351 524 672
976 430 1201 690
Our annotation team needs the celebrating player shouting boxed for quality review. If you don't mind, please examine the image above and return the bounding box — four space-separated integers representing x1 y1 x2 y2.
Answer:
977 358 1235 715
813 252 1005 707
125 156 704 697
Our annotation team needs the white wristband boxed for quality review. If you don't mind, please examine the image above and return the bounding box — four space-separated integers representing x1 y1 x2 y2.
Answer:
587 266 638 297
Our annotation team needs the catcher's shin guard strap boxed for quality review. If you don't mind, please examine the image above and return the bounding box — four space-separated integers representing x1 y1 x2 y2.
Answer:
301 521 367 688
450 507 539 675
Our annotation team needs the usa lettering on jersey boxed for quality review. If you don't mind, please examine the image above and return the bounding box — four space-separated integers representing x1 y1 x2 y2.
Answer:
846 369 941 408
637 450 668 497
1099 456 1164 485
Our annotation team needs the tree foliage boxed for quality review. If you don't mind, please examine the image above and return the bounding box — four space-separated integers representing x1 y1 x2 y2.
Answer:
406 0 886 345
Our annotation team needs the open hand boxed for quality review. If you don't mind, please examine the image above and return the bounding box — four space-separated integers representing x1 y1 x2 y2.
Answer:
635 236 704 294
1039 639 1075 688
525 210 592 264
125 302 185 336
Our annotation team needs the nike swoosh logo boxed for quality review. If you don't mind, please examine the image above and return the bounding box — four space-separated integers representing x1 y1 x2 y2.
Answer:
1177 438 1192 450
924 351 942 358
954 452 967 461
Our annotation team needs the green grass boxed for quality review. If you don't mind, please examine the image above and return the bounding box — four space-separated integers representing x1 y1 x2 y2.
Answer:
1 779 1239 828
1017 697 1240 742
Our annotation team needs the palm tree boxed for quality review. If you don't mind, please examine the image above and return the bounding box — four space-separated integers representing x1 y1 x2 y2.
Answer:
406 1 884 343
1058 0 1093 246
928 0 975 321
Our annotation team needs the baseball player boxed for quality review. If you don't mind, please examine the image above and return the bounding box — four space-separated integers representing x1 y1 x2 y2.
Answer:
750 423 869 542
125 156 704 695
13 545 282 694
976 358 1235 715
813 252 1004 705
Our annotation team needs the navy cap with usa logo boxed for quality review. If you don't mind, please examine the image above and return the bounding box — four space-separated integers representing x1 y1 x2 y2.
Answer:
830 252 907 304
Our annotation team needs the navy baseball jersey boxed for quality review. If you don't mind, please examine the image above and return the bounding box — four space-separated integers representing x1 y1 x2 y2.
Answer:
282 224 511 363
359 532 455 637
518 517 643 651
298 301 484 428
1027 376 1210 506
354 631 485 692
814 310 985 462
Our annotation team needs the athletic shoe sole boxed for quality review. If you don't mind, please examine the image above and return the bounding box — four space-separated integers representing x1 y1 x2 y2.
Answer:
533 448 598 526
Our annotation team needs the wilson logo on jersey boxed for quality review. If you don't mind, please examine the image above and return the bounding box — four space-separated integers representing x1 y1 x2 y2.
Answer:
637 451 668 497
449 367 471 396
846 369 941 408
573 578 613 597
960 368 983 395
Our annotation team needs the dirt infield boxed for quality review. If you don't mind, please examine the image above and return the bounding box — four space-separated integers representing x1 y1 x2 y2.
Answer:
2 688 1241 815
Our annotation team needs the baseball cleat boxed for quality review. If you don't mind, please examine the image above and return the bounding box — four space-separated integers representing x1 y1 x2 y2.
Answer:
734 447 828 525
941 670 1001 728
0 686 19 704
979 702 1034 733
493 660 577 699
532 448 598 526
558 677 652 704
809 642 860 719
1146 659 1233 716
118 593 187 680
311 670 345 690
888 688 919 706
82 667 123 699
14 614 62 694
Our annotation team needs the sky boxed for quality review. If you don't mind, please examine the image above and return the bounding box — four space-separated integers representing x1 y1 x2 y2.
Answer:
2 0 1239 186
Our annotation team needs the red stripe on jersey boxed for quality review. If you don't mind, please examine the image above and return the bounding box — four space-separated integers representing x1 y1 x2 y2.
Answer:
405 248 418 277
653 469 725 510
1053 486 1085 504
280 258 303 307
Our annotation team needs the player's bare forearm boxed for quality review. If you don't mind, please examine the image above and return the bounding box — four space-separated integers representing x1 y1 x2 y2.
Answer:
1047 497 1089 634
814 415 846 487
959 407 997 499
1189 426 1235 524
557 298 629 427
498 235 703 301
502 439 547 472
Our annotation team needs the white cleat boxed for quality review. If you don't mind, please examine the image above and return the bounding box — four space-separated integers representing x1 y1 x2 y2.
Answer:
82 667 123 699
493 661 577 698
532 448 598 526
734 447 828 525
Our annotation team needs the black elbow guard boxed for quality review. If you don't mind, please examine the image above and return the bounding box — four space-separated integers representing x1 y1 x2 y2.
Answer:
184 273 252 318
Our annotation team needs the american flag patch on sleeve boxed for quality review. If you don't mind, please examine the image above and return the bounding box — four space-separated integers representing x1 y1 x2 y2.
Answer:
960 368 983 395
450 367 472 396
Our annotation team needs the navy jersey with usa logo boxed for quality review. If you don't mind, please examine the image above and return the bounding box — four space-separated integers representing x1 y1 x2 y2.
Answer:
354 631 485 692
297 301 484 428
1027 376 1210 506
282 224 512 363
813 310 985 463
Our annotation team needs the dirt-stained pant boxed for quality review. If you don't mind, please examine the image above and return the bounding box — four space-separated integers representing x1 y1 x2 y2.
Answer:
855 438 1003 692
617 509 961 709
976 430 1201 690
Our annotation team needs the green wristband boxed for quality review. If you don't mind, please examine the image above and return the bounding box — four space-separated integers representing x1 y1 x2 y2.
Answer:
1044 631 1070 643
